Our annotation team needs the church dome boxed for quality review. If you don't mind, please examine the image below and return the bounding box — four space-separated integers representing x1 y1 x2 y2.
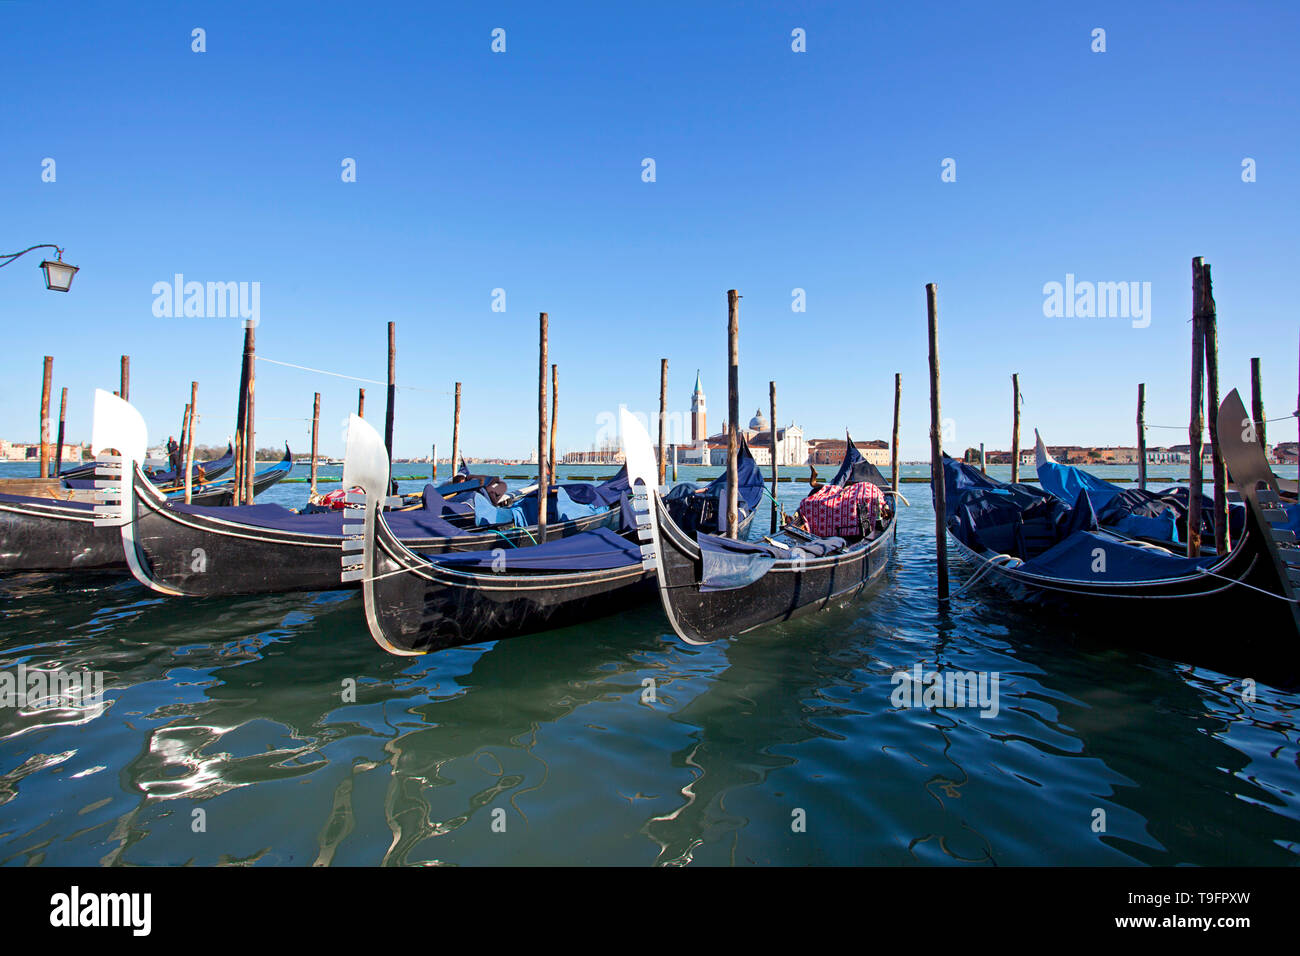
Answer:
749 409 768 431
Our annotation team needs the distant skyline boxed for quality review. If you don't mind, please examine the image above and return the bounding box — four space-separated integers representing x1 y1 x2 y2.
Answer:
3 1 1298 461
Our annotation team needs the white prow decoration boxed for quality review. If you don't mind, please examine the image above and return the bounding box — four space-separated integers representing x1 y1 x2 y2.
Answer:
341 414 415 654
91 389 171 589
342 412 389 497
619 406 704 644
1034 428 1056 469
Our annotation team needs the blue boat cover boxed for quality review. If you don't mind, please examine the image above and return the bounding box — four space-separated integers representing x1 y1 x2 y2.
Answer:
664 440 765 535
694 531 847 591
1036 459 1123 512
0 492 95 511
943 456 1221 583
422 526 640 572
1019 531 1216 581
421 484 472 518
168 498 466 539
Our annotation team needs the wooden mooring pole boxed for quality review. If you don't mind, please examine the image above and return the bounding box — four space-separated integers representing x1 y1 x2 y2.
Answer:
180 403 192 493
1187 257 1206 558
927 284 949 607
233 325 253 504
769 380 779 531
357 388 365 419
310 391 320 497
120 356 130 403
892 373 902 492
1201 262 1228 554
658 359 668 487
39 356 53 478
1249 358 1265 451
726 290 740 539
54 386 68 476
244 324 256 504
384 322 396 476
451 382 462 477
185 381 197 503
1010 373 1021 484
549 363 559 480
537 312 549 542
1137 383 1147 491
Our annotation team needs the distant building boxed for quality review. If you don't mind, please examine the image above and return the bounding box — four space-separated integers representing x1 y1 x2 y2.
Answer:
807 438 890 467
673 377 806 467
0 440 84 462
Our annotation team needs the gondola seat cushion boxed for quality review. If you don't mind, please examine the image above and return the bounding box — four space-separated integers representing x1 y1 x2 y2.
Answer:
799 482 885 538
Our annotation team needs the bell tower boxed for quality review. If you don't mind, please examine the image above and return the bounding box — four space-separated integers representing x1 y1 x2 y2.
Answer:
691 370 706 442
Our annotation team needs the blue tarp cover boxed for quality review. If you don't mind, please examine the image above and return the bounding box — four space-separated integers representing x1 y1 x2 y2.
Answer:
423 526 640 572
694 531 846 591
169 500 466 539
1019 530 1215 581
1036 459 1124 512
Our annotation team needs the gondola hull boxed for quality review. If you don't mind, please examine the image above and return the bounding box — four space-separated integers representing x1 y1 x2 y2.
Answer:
127 464 619 596
362 515 657 654
941 389 1300 677
0 496 124 572
650 494 896 643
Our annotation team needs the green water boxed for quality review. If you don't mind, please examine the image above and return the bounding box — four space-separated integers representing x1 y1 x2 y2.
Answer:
1 463 1297 865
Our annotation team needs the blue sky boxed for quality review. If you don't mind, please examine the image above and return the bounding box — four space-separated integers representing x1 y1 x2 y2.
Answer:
2 0 1297 459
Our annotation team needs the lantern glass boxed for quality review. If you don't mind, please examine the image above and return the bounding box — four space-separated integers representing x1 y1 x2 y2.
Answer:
40 259 78 292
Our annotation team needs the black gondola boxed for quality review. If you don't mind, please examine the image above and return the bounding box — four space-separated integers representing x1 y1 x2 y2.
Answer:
347 413 758 655
63 442 235 489
122 440 621 597
0 493 124 572
0 390 146 573
940 390 1299 669
621 410 899 644
167 445 293 506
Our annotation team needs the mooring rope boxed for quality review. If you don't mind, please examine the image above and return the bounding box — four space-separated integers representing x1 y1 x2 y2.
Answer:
256 356 451 394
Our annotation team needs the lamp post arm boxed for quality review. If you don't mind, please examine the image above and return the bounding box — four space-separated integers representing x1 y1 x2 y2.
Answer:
0 244 64 268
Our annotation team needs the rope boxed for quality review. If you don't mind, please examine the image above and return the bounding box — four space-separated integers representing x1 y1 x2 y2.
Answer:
1194 566 1300 603
255 356 451 394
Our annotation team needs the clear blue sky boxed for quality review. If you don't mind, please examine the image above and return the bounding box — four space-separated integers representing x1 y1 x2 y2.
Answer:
3 0 1297 460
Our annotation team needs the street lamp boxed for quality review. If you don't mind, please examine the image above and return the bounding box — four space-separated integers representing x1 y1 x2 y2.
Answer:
1 244 79 292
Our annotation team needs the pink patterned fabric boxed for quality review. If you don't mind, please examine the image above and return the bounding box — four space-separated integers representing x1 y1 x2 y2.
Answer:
797 482 885 537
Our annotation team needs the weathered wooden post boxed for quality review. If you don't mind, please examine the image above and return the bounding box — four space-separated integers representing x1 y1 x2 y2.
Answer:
233 325 253 504
310 391 320 497
927 284 949 606
549 363 558 482
769 380 779 531
672 443 678 483
120 356 130 403
658 359 668 486
179 402 192 491
979 442 986 475
1137 383 1147 491
357 388 365 419
1250 358 1265 451
1201 262 1228 554
39 356 53 477
1187 258 1206 558
384 322 396 469
244 323 256 504
892 373 902 492
185 381 197 503
538 312 549 541
54 386 68 476
1010 373 1021 484
451 382 462 479
726 290 740 539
